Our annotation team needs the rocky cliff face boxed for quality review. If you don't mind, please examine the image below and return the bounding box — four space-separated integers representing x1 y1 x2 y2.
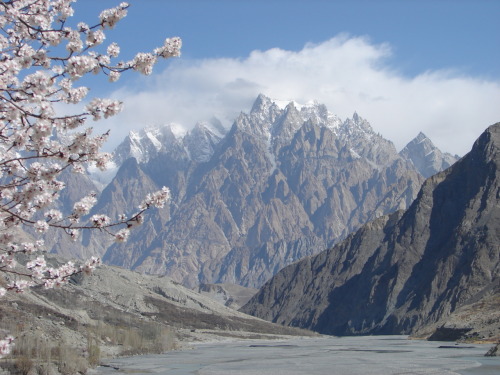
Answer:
241 123 500 339
52 95 461 289
400 132 459 178
94 95 428 288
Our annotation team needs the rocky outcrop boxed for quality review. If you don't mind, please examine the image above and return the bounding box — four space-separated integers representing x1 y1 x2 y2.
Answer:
485 343 500 357
416 292 500 342
241 123 500 339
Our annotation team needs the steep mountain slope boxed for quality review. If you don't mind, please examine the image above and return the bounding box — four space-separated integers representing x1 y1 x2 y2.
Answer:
400 132 459 178
98 95 425 288
241 123 500 339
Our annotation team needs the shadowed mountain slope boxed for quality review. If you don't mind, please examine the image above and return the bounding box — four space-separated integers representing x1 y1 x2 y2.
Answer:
241 123 500 339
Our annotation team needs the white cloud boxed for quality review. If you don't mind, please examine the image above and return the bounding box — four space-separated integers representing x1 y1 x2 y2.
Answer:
100 34 500 156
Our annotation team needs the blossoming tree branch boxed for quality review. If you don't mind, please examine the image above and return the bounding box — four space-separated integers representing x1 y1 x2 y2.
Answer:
0 0 181 356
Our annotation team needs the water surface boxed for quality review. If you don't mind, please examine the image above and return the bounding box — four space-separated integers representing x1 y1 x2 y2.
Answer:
94 335 500 375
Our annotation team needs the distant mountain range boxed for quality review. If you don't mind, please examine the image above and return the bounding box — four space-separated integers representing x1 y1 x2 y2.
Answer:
241 123 500 341
44 95 458 289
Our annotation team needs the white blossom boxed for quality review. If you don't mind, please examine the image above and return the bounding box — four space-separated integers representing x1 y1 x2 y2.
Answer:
155 37 182 59
132 52 157 75
0 0 181 356
99 3 128 29
66 55 98 79
107 42 120 57
45 209 63 222
77 22 90 33
86 29 105 47
7 280 34 293
0 254 16 269
80 256 101 275
66 29 83 53
68 229 80 242
86 98 123 120
94 152 112 171
140 186 171 209
34 220 50 233
108 70 120 82
90 214 111 227
21 241 44 253
114 228 130 243
127 213 144 228
26 256 48 279
72 194 97 217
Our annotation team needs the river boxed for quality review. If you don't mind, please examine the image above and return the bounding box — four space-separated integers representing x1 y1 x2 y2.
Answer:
93 335 499 375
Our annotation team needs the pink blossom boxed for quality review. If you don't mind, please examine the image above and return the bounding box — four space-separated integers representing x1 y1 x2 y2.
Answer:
0 336 14 357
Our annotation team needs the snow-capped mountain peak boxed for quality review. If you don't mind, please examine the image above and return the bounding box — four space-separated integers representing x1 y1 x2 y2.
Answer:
168 123 188 139
113 123 180 165
112 119 227 168
340 112 376 137
246 95 342 140
183 122 224 162
111 94 456 180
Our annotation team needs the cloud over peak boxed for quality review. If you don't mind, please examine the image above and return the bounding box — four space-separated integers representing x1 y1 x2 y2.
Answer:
103 35 499 156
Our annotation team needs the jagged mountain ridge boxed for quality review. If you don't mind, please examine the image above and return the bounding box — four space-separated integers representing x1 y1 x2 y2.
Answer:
113 118 226 166
241 123 500 339
112 100 445 181
47 95 454 289
98 95 426 288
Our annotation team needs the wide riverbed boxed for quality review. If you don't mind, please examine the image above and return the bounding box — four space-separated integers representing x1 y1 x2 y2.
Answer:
94 335 499 375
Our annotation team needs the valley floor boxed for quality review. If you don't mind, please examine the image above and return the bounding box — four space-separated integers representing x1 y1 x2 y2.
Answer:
92 335 499 375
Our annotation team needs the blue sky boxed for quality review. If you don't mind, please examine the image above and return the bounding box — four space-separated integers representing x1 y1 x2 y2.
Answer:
72 0 500 155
